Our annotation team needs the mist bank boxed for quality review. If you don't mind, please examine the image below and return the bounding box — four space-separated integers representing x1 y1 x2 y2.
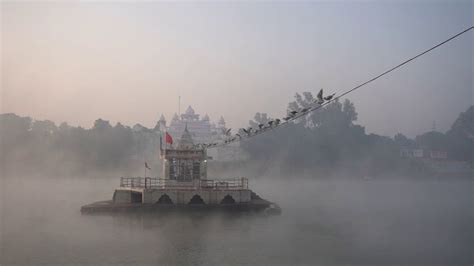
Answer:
1 96 472 178
1 174 471 265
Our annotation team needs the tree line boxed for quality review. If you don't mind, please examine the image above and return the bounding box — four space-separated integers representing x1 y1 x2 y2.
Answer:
0 116 161 176
241 93 473 177
1 94 472 177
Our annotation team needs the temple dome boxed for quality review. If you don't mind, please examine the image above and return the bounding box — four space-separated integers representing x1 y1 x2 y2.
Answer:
172 113 179 121
185 106 195 115
178 124 194 150
159 114 166 123
218 116 226 128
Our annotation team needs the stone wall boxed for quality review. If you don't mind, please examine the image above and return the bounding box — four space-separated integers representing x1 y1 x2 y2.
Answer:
113 189 131 203
114 188 251 205
142 189 251 205
113 188 144 203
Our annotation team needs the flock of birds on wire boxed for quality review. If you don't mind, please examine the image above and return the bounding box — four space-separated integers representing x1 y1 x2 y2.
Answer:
193 88 336 149
182 26 474 150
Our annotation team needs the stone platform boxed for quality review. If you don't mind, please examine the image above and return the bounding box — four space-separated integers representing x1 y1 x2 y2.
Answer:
80 177 281 215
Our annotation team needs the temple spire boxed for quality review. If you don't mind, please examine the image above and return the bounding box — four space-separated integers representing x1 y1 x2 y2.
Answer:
178 123 194 150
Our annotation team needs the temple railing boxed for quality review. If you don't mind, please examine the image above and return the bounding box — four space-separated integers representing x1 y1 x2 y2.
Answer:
120 177 248 190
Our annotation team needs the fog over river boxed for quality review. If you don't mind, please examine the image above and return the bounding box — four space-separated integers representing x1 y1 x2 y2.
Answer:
0 175 471 265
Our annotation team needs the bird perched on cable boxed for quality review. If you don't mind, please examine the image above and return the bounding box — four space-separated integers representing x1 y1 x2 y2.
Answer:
242 128 252 136
247 127 253 135
268 120 274 126
324 93 336 101
315 88 324 104
258 124 264 129
289 110 298 116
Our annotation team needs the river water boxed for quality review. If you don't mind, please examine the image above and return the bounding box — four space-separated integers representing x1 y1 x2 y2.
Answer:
0 176 471 265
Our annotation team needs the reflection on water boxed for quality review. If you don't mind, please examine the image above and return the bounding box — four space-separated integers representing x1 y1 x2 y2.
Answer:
1 176 471 265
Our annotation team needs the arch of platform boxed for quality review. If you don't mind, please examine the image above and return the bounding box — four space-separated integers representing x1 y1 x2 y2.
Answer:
220 194 236 204
156 194 173 204
188 194 205 204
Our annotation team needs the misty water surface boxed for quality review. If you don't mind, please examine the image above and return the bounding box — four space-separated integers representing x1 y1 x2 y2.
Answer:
0 175 471 265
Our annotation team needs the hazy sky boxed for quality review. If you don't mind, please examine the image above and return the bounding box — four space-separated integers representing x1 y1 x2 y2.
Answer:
1 1 472 137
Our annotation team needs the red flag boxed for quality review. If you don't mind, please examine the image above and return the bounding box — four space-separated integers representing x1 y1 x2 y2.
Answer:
165 132 173 145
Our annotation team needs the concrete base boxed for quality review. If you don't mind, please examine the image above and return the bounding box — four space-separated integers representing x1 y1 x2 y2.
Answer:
80 199 280 214
81 189 281 214
113 188 251 205
113 188 144 204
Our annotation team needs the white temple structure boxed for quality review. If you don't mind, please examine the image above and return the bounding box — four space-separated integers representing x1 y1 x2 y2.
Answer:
168 106 216 145
155 105 244 161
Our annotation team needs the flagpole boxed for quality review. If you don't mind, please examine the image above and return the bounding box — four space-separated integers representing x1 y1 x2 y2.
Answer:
159 131 163 156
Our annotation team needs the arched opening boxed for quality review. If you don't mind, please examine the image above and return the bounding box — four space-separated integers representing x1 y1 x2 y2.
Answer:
156 194 173 204
220 194 236 204
188 195 205 204
131 191 142 203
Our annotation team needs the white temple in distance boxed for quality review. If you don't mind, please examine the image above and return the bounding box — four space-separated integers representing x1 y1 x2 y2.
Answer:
155 105 243 161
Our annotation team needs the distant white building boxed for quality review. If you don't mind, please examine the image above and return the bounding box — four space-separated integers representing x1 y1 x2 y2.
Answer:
156 105 244 161
400 148 448 160
400 148 424 158
165 106 215 144
429 150 448 159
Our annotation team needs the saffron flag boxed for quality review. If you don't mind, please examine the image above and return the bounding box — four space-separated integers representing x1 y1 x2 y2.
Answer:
165 132 173 145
